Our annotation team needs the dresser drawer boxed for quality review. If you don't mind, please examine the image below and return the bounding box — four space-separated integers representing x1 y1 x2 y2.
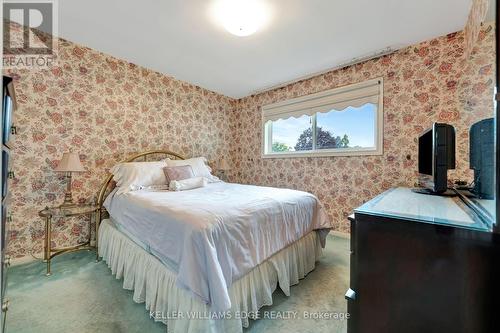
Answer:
1 204 9 316
1 204 11 259
1 148 9 201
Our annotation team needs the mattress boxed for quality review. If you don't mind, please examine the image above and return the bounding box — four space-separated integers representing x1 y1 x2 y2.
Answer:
104 182 331 311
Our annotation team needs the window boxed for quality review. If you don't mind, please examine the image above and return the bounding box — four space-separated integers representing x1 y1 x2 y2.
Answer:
262 78 383 157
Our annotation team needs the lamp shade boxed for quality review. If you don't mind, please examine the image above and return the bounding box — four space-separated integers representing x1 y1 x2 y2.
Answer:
218 158 231 171
54 152 85 172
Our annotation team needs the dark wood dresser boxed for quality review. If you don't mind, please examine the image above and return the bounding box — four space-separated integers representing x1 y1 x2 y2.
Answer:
1 76 16 332
346 188 500 333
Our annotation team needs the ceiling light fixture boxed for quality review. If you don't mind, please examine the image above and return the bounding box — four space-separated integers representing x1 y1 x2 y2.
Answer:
211 0 271 37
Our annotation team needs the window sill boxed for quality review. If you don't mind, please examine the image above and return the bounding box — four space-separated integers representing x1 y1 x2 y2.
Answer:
261 148 383 158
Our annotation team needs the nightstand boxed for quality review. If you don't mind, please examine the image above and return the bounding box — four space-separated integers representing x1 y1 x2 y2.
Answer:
38 204 97 276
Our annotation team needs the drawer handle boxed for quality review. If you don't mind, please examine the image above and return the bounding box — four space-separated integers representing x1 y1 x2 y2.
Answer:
345 288 356 301
1 300 9 312
4 255 11 267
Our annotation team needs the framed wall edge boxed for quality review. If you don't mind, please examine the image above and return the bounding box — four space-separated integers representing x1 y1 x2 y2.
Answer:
495 0 499 233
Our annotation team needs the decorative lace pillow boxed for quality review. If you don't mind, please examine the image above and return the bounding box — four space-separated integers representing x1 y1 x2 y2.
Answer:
163 165 195 184
110 161 168 195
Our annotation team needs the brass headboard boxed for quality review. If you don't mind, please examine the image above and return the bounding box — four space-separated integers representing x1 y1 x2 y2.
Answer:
95 150 185 260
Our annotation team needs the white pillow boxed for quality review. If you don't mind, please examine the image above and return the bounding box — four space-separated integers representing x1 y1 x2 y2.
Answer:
110 161 168 195
169 177 207 191
164 157 220 183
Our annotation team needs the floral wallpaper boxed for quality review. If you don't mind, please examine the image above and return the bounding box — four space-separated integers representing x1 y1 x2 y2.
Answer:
229 26 496 233
3 22 236 258
3 20 496 258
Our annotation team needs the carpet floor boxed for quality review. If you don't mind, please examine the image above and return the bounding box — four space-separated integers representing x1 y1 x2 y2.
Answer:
6 235 349 333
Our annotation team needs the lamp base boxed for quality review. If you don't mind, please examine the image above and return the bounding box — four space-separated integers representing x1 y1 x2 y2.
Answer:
60 173 77 207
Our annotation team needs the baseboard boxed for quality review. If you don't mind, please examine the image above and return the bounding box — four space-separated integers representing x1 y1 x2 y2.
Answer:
10 252 43 266
329 230 350 239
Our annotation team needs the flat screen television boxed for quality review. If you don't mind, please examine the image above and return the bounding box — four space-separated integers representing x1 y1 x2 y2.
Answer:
416 123 456 194
470 118 495 199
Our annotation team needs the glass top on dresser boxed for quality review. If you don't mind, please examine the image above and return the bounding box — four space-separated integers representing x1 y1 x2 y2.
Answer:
355 188 491 232
39 204 97 218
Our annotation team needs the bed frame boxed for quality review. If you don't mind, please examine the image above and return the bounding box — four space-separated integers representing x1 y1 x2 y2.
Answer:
95 149 185 261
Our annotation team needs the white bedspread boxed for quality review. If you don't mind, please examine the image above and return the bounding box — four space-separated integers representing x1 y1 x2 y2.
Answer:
104 182 331 311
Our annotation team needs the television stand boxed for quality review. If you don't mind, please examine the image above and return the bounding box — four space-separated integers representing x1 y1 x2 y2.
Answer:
411 187 457 197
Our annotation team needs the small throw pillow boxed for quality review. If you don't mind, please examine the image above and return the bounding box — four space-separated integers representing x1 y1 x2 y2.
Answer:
169 177 207 191
163 165 195 183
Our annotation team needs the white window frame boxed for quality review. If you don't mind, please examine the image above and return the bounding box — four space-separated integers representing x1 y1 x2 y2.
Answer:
261 78 384 158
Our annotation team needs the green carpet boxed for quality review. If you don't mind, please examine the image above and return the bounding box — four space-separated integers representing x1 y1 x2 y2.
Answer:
6 235 349 333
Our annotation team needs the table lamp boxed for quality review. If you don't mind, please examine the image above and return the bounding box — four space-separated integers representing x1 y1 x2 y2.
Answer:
55 152 85 207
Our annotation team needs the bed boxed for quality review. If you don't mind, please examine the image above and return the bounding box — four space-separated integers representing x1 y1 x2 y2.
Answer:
95 150 333 333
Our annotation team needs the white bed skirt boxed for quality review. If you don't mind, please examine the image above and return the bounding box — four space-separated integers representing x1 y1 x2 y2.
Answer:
98 219 323 333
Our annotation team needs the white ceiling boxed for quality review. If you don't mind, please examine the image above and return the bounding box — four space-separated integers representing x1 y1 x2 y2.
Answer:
51 0 474 98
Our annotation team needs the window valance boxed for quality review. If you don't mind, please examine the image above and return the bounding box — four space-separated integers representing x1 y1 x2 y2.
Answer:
262 78 382 122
